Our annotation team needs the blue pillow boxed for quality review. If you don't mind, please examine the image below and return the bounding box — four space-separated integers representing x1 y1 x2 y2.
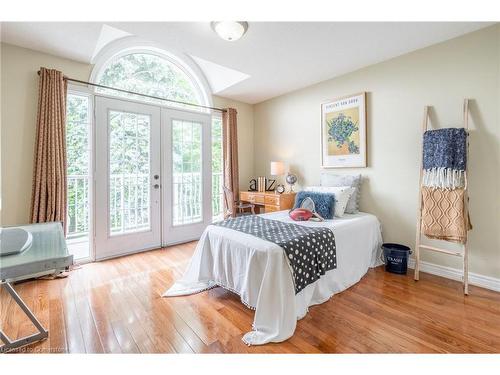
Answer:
294 191 335 220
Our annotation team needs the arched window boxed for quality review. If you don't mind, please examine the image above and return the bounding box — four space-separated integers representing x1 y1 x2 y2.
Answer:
93 48 210 111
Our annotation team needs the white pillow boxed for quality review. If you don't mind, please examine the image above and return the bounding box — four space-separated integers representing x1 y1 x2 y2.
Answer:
320 173 361 214
304 186 355 218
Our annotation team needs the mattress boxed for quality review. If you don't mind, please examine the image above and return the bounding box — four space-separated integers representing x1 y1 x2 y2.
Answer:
164 211 383 345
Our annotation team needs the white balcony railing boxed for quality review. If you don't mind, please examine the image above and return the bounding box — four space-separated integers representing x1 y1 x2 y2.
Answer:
67 174 90 239
67 172 224 238
109 173 151 234
212 171 224 221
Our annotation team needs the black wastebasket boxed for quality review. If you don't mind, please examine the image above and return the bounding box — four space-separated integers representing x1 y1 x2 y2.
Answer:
382 243 412 274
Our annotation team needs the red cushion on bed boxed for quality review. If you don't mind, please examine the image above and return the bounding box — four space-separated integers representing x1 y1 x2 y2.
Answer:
289 208 313 221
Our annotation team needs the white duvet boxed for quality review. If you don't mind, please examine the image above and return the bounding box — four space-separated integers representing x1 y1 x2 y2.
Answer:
163 211 383 345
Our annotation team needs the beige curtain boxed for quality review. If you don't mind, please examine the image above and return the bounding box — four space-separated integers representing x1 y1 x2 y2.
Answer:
222 108 239 218
30 67 68 231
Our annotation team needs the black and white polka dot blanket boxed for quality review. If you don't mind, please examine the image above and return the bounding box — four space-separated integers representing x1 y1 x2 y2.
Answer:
214 215 337 294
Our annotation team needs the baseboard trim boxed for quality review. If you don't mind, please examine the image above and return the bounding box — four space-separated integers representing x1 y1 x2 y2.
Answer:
408 259 500 292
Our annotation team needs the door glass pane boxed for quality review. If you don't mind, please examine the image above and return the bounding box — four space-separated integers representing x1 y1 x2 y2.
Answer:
109 110 151 235
172 119 202 226
66 93 91 260
211 116 223 222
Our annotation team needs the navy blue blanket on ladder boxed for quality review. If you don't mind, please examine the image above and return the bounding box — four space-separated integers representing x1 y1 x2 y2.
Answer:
422 127 468 189
214 215 337 294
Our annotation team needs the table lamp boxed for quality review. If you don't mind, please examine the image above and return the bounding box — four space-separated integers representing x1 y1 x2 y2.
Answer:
270 161 285 176
270 161 286 193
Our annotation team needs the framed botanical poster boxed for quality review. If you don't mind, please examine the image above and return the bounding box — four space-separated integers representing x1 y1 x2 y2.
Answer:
321 92 367 168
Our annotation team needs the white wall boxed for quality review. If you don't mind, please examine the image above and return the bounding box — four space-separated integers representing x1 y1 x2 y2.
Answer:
1 43 93 226
0 42 254 225
253 25 500 279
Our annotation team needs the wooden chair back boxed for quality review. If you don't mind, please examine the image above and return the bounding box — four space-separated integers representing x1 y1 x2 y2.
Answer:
223 186 234 217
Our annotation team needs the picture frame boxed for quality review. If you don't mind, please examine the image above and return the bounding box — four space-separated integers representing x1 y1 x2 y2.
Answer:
320 92 367 168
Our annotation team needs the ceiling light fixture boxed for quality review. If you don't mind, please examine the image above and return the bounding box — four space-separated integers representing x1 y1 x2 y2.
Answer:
211 21 248 42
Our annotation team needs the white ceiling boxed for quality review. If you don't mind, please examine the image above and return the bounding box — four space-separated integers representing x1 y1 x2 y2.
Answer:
0 22 493 104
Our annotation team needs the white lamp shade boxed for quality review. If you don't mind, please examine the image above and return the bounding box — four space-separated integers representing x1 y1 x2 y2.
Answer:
270 161 285 175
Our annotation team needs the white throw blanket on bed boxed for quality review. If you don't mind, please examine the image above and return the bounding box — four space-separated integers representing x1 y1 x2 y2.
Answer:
163 211 383 345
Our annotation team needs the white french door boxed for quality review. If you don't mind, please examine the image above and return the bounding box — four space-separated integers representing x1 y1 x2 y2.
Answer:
94 96 213 258
162 108 212 245
95 97 161 260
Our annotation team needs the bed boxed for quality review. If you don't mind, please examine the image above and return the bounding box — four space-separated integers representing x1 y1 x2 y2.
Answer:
164 210 383 345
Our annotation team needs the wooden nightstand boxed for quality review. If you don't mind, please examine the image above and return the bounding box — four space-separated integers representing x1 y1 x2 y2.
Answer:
240 191 296 214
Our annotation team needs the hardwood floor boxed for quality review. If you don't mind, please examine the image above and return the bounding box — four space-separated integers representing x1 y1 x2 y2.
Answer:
1 241 500 353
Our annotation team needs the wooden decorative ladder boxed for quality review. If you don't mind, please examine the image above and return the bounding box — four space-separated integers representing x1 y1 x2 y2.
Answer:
414 99 470 295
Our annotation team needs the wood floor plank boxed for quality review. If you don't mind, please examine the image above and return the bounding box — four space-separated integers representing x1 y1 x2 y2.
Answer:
0 284 20 342
106 259 200 353
307 301 410 353
114 278 170 353
354 273 500 351
345 285 466 353
32 280 50 353
67 274 105 353
47 279 68 353
86 286 124 353
60 279 88 353
1 242 499 353
15 282 39 347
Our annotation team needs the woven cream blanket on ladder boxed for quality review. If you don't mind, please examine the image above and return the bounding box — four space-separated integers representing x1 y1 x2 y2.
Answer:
421 128 471 243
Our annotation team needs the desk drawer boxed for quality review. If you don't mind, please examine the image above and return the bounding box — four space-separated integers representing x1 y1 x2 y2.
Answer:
265 205 281 213
264 195 280 205
240 191 252 201
241 192 264 204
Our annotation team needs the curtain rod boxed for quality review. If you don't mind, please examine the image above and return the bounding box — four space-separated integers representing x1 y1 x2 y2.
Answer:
37 70 226 113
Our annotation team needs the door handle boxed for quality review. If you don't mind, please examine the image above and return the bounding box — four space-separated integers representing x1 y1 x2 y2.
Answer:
154 175 159 180
153 184 160 189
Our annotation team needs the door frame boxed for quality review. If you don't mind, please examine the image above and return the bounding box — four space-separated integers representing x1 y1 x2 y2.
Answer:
161 108 213 246
94 96 162 260
67 89 216 261
66 84 96 264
